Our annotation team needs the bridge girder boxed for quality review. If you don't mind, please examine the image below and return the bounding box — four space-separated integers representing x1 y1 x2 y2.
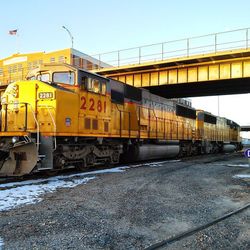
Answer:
95 49 250 98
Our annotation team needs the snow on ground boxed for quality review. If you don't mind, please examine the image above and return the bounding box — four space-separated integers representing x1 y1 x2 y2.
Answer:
127 159 181 168
227 164 250 168
233 174 250 179
0 166 131 212
0 237 3 249
0 160 179 212
0 176 96 211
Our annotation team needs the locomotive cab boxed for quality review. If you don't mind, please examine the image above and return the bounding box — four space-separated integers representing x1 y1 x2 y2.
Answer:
26 63 109 93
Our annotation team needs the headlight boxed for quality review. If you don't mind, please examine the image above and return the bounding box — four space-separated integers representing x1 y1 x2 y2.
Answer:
12 136 19 144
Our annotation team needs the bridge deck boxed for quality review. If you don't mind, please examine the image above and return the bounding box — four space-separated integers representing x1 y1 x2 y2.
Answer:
241 126 250 132
94 48 250 98
93 28 250 98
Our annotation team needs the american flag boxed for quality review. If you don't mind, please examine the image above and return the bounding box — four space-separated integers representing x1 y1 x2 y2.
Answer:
9 29 17 35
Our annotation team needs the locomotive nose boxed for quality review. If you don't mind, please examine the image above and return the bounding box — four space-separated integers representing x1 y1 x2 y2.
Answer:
0 140 38 177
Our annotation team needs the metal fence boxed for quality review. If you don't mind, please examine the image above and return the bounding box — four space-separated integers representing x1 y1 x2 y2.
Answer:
92 27 250 69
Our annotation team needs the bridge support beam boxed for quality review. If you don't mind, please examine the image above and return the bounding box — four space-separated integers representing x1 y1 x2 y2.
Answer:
95 49 250 98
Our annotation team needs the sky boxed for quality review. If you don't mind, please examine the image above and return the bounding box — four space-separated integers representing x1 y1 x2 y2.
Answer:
0 0 250 137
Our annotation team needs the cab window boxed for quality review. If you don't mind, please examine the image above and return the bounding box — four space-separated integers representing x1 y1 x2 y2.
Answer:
53 72 75 85
101 82 106 95
81 76 88 88
85 77 107 95
87 78 94 91
87 78 100 93
93 79 100 93
37 73 49 82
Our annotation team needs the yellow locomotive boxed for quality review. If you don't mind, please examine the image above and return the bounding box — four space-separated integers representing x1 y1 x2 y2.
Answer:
0 64 242 176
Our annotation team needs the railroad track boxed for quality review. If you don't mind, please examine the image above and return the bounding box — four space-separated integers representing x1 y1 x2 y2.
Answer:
145 203 250 250
0 152 241 186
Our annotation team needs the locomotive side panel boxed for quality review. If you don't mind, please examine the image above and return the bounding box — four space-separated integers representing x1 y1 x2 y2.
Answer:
54 89 78 134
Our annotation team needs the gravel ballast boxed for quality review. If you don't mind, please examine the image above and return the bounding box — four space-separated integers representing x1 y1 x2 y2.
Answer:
0 152 249 249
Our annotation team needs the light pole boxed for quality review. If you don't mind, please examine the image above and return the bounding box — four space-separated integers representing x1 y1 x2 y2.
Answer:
62 26 74 49
217 95 220 116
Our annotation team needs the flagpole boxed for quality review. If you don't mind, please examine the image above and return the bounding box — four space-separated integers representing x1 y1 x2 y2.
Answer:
17 30 20 53
8 29 19 53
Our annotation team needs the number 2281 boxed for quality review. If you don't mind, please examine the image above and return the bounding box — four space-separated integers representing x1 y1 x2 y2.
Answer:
80 96 106 113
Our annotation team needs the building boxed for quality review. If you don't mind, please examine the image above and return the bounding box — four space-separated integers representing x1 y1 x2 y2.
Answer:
0 48 108 86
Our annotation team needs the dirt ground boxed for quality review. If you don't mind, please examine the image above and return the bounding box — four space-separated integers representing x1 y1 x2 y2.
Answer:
0 152 249 250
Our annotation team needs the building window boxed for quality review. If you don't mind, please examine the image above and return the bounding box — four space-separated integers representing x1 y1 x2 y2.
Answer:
73 55 80 67
28 62 32 70
18 64 22 72
13 64 17 73
58 56 65 63
0 68 3 76
33 61 38 68
86 60 93 70
50 57 55 63
8 66 12 73
39 60 43 65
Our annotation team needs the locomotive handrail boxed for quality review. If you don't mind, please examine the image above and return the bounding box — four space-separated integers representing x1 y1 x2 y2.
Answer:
2 102 40 151
138 105 169 139
114 104 131 138
139 105 162 139
136 105 197 140
17 102 40 151
27 103 40 151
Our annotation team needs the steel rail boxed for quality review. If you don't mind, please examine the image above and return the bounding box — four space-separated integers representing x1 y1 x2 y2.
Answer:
145 202 250 250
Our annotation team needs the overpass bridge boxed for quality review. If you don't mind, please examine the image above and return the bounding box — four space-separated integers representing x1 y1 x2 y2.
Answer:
241 126 250 132
93 28 250 98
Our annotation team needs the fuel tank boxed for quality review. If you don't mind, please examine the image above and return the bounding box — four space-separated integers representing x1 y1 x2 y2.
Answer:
122 142 180 162
222 144 236 153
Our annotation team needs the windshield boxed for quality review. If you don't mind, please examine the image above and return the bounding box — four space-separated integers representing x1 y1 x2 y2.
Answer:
37 73 50 82
53 72 75 85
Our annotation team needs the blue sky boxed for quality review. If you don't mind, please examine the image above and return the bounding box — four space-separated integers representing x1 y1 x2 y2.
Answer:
1 0 250 136
1 0 250 56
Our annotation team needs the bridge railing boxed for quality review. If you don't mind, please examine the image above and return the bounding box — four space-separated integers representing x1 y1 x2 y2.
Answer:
92 27 250 69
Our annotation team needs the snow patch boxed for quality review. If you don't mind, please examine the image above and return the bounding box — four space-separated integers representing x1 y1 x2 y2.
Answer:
123 159 181 168
0 166 128 212
233 174 250 179
0 160 180 212
147 159 181 167
0 176 95 211
0 237 3 249
0 167 128 189
227 164 250 168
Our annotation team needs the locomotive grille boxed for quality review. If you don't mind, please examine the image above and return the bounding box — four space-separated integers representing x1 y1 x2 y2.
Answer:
104 122 109 132
92 119 98 130
85 118 91 129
